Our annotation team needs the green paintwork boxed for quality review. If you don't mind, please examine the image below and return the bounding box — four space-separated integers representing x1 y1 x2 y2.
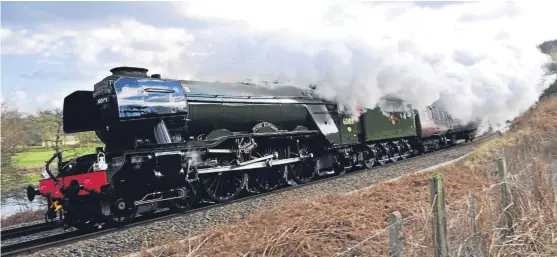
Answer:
361 101 417 142
338 113 360 145
186 99 319 139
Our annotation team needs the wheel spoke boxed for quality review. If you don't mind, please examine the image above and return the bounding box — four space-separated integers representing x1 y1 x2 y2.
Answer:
200 172 245 203
289 143 316 184
249 147 283 192
208 177 218 192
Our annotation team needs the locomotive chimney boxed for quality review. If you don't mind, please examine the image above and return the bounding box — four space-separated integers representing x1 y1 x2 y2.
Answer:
110 67 149 78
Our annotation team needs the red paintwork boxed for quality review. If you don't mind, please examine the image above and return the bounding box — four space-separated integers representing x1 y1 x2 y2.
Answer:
38 171 108 199
420 125 450 138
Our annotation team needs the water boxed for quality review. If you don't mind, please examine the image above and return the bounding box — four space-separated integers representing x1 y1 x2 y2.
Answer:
1 190 45 218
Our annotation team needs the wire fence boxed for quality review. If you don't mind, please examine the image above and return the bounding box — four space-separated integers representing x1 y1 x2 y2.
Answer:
332 157 557 257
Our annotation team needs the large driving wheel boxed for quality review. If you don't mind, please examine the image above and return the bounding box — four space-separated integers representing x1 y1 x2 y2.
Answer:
288 141 316 184
199 129 247 203
199 171 246 203
249 146 283 192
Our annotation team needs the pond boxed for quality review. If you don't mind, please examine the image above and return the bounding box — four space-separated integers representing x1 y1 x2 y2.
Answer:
1 190 46 218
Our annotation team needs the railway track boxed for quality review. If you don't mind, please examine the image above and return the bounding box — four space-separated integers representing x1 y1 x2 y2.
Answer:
1 221 62 241
0 133 495 257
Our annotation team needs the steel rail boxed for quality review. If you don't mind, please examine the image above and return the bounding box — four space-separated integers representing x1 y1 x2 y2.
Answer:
1 133 496 257
1 221 62 241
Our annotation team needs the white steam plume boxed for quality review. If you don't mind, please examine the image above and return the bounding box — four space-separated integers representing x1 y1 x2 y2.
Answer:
171 1 556 129
5 2 554 129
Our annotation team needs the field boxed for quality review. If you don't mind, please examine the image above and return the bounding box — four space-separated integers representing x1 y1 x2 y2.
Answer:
131 97 557 257
12 145 101 171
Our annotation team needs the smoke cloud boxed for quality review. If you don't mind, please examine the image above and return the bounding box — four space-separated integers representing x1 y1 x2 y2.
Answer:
171 1 556 130
3 1 556 131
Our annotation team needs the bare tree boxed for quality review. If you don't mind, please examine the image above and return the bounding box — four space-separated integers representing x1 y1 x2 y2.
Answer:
76 131 101 146
35 109 64 152
1 101 28 182
1 101 29 155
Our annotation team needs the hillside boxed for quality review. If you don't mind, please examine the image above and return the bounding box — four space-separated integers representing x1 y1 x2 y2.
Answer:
131 97 557 257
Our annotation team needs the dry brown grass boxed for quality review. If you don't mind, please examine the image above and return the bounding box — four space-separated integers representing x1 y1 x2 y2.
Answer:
131 97 557 257
1 209 45 227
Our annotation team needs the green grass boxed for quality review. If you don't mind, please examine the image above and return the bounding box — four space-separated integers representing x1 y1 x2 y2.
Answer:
21 173 42 183
2 173 45 192
2 145 103 192
12 145 102 170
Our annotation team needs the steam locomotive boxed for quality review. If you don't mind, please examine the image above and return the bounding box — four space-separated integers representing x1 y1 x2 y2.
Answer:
26 67 479 230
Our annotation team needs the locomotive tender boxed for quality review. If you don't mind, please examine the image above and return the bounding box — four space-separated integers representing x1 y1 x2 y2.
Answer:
27 67 479 230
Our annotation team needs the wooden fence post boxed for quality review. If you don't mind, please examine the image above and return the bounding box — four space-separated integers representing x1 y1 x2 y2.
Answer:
389 211 405 257
549 162 557 204
430 173 449 257
497 157 514 242
469 195 478 235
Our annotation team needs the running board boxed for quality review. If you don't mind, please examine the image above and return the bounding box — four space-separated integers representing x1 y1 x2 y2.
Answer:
197 155 312 174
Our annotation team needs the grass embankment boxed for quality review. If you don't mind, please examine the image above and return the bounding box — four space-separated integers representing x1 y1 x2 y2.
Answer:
130 97 557 257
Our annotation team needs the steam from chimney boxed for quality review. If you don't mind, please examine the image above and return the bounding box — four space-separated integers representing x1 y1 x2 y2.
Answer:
172 1 557 130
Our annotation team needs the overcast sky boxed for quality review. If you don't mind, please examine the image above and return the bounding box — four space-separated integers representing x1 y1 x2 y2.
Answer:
1 1 556 126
